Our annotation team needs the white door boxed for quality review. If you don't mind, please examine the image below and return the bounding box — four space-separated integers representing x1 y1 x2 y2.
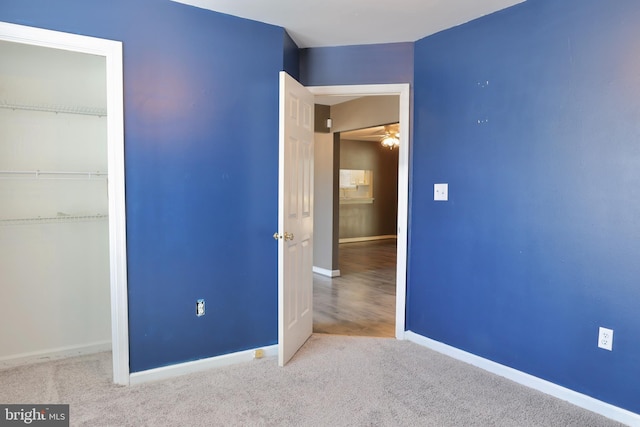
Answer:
277 71 314 366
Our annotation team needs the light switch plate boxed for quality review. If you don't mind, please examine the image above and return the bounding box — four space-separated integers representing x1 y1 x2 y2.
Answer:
434 183 448 201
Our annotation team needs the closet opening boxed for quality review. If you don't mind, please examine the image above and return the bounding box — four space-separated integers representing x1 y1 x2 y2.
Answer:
0 22 128 385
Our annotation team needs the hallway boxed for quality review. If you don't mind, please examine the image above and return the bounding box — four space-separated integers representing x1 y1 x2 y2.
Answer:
313 239 397 337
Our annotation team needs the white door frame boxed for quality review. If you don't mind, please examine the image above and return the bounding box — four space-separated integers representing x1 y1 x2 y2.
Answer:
307 83 410 339
0 22 129 385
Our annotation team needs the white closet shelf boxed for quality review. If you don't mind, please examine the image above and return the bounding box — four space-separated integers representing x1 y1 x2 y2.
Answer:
0 101 107 117
0 213 108 226
0 170 107 180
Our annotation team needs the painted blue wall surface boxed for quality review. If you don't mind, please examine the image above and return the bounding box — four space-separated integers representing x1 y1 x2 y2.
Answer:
0 0 287 372
409 0 640 413
283 31 300 81
299 42 414 87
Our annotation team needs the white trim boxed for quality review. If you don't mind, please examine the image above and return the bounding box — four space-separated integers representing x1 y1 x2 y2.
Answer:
405 331 640 426
129 345 279 385
308 83 410 340
312 266 341 277
339 235 397 244
277 72 286 365
0 341 111 370
0 22 129 386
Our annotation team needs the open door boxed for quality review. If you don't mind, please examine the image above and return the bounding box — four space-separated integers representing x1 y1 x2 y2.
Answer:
277 71 314 366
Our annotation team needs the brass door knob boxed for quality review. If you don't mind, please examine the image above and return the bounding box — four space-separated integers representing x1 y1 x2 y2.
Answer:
273 232 294 241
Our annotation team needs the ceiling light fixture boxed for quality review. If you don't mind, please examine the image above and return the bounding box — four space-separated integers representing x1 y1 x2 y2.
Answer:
380 125 400 150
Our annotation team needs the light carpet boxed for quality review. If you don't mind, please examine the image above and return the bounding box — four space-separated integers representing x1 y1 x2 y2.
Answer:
0 334 624 426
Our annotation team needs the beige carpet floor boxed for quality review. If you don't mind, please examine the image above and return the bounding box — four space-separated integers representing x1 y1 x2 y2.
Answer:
0 334 625 426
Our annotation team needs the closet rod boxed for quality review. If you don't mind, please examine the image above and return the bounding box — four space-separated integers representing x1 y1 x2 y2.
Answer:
0 101 107 117
0 170 107 180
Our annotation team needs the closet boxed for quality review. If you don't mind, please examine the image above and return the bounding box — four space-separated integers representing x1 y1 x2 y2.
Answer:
0 40 111 364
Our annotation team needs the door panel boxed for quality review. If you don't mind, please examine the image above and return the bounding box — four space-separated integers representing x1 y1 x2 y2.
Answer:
278 71 314 366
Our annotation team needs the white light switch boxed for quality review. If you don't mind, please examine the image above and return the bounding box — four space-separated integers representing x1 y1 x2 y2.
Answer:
434 183 448 201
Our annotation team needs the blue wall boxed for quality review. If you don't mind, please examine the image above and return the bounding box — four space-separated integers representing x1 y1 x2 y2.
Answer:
1 0 287 372
283 31 300 81
299 42 414 87
410 0 640 413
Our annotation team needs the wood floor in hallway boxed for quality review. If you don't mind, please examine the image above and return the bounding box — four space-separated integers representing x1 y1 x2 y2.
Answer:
313 239 397 337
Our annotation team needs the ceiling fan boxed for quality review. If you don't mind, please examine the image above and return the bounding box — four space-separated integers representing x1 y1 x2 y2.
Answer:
376 123 400 149
341 123 400 149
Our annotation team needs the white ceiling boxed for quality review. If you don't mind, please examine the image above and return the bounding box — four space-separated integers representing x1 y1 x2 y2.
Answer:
172 0 524 48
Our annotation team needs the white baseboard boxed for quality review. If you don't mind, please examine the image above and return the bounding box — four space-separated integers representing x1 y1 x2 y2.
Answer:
405 331 639 426
313 266 341 277
129 344 279 385
0 341 111 370
339 235 397 244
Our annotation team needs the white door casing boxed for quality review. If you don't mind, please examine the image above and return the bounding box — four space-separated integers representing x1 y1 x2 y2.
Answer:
278 71 314 366
308 83 410 340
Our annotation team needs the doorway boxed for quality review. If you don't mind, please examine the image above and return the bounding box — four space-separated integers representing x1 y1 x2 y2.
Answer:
315 120 399 337
0 22 128 385
309 84 410 339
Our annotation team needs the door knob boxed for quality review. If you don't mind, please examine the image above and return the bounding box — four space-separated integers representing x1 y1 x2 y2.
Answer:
273 232 294 241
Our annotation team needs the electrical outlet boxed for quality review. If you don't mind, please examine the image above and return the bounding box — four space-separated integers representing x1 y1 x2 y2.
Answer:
598 327 613 351
254 349 265 359
434 183 448 201
196 299 205 317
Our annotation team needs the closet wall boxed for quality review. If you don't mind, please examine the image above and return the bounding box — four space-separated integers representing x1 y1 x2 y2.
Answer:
0 40 111 362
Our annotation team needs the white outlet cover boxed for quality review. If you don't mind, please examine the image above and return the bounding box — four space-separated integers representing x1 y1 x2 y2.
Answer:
196 299 205 317
434 183 448 201
598 326 613 351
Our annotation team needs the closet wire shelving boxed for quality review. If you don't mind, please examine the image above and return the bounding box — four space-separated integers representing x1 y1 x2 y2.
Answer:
0 214 109 226
0 100 107 117
1 100 109 225
0 170 109 225
0 170 108 180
